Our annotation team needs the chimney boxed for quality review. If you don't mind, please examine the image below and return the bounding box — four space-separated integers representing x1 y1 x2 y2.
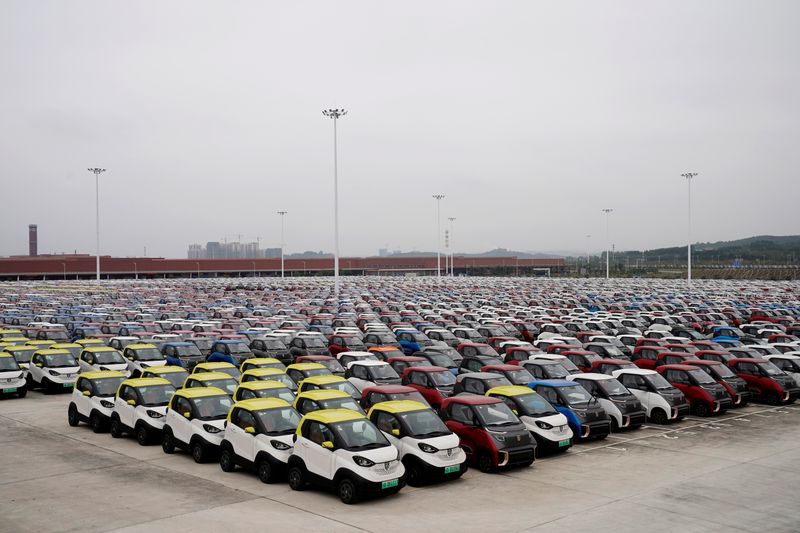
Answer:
28 224 38 256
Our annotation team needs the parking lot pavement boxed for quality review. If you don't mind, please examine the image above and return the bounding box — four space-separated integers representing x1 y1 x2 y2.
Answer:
3 395 800 533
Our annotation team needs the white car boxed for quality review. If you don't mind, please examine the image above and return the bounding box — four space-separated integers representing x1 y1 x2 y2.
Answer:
566 373 647 431
612 368 690 424
162 387 234 463
78 346 129 375
0 352 27 398
67 371 127 431
486 385 573 453
765 354 800 387
345 360 401 392
27 349 80 392
122 343 167 377
287 409 405 504
218 398 301 483
368 400 466 486
336 351 379 367
110 377 176 445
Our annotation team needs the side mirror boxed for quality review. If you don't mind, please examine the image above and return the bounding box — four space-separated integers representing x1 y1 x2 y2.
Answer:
35 363 42 368
126 399 136 406
244 426 256 435
82 390 91 397
512 409 519 415
322 440 334 450
18 364 25 369
183 412 191 419
391 428 400 437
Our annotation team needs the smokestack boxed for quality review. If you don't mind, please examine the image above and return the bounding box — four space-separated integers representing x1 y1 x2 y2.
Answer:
28 224 38 256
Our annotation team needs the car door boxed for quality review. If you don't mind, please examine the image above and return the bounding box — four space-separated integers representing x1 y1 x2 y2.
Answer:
228 408 257 462
444 403 480 460
299 421 337 479
169 395 193 445
373 411 403 450
116 385 137 428
620 374 651 411
74 376 93 416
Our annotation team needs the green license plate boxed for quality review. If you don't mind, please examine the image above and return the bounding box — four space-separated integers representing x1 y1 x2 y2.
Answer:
63 383 73 388
558 439 570 447
3 388 17 393
444 465 460 474
381 479 399 489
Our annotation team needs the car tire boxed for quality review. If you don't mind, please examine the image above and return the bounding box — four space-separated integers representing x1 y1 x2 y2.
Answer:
287 465 306 491
650 409 668 425
42 378 52 394
693 402 710 417
191 442 207 464
610 417 620 433
17 386 27 398
765 392 780 406
89 413 104 433
110 417 123 438
136 425 150 446
257 459 274 484
404 459 423 487
219 447 236 472
337 477 359 505
477 454 494 473
67 404 80 427
26 374 35 389
162 430 176 454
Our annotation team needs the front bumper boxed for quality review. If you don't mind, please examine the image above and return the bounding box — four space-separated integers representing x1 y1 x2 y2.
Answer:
620 411 647 429
347 470 407 497
497 445 536 468
671 404 690 419
580 420 611 440
0 377 26 392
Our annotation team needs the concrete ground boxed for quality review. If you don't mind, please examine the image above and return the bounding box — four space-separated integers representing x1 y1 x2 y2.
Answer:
2 393 800 533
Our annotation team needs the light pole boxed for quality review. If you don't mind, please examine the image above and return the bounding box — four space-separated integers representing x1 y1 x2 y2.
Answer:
87 168 105 280
601 209 613 279
61 262 66 281
586 234 591 264
251 261 256 278
681 172 698 286
195 261 200 279
447 217 456 276
433 194 445 278
322 108 346 300
133 262 138 280
277 210 288 279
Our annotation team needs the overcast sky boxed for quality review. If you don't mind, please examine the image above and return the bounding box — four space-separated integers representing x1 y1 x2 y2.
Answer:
1 1 798 258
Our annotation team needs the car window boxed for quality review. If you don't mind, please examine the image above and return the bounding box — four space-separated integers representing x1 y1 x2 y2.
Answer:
537 386 560 405
449 403 476 425
173 396 193 415
77 377 92 394
233 409 257 431
374 411 400 434
410 372 427 386
368 392 387 405
620 374 646 390
303 421 335 445
464 379 483 394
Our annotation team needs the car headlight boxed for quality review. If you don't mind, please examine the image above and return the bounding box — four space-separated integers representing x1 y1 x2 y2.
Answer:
140 362 150 369
48 369 60 376
100 400 114 408
146 410 164 419
202 424 222 434
418 442 439 453
99 366 109 371
352 455 375 467
488 431 506 444
535 420 554 430
271 440 291 450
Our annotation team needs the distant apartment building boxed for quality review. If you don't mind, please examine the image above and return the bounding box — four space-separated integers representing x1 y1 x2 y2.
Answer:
188 241 284 259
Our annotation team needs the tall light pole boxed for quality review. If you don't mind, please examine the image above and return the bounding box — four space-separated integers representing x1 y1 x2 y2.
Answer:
277 210 288 279
681 172 698 286
586 234 591 264
323 108 346 300
133 262 138 280
433 194 445 278
448 217 456 276
601 209 613 279
87 168 105 280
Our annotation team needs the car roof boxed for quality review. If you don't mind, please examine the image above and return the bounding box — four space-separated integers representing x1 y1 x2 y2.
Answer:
486 385 533 397
143 366 189 374
362 385 417 394
237 380 290 391
188 372 236 381
196 362 236 369
444 395 500 405
529 379 577 388
33 349 71 355
82 346 119 352
286 363 327 371
122 377 172 387
302 375 346 385
296 389 351 401
174 386 227 399
233 397 291 413
79 370 126 380
368 400 428 415
348 360 388 367
570 373 613 381
613 368 657 376
127 343 158 350
163 341 192 346
457 372 504 380
300 408 365 425
404 365 448 373
242 368 285 376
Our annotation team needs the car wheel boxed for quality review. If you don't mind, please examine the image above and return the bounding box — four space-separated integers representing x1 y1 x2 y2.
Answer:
26 374 35 389
257 459 274 484
404 460 423 487
42 378 52 394
610 417 620 433
219 448 236 472
109 418 123 438
337 477 359 505
765 392 780 406
287 465 306 491
477 454 494 473
693 402 710 417
191 442 207 464
89 413 104 433
162 430 176 454
17 386 27 398
67 404 80 427
136 425 150 446
650 409 668 425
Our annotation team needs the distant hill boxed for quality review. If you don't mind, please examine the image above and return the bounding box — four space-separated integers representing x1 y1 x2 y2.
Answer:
383 248 563 259
609 235 800 264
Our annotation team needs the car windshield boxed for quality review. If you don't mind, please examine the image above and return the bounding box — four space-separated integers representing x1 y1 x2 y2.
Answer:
541 364 569 379
688 370 717 385
44 353 78 368
94 350 125 364
207 379 237 395
175 345 202 357
190 339 213 349
252 387 296 404
708 364 736 379
93 376 125 396
319 359 345 373
378 349 404 358
10 350 34 363
331 419 390 450
756 362 784 377
560 385 594 407
228 343 252 355
369 365 399 379
153 371 188 388
596 378 631 398
133 348 165 361
644 373 675 391
344 338 365 348
191 395 234 420
514 392 558 416
603 346 624 357
389 391 429 405
0 357 20 371
506 368 535 384
255 407 301 436
474 402 520 427
303 338 326 348
319 397 365 414
138 384 176 406
425 354 455 367
476 346 499 356
325 381 360 397
398 408 450 438
430 371 457 386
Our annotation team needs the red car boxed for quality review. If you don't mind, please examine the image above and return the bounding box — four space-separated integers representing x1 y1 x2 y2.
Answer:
400 366 458 408
683 360 751 407
456 343 500 358
480 364 535 386
631 346 670 370
696 350 738 365
359 384 430 409
387 356 428 375
503 346 543 365
727 358 800 405
439 395 535 473
562 350 602 372
653 352 700 369
657 364 732 416
590 359 637 375
327 334 366 356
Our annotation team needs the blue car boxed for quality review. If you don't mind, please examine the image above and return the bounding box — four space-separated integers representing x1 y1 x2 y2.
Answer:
528 380 611 441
